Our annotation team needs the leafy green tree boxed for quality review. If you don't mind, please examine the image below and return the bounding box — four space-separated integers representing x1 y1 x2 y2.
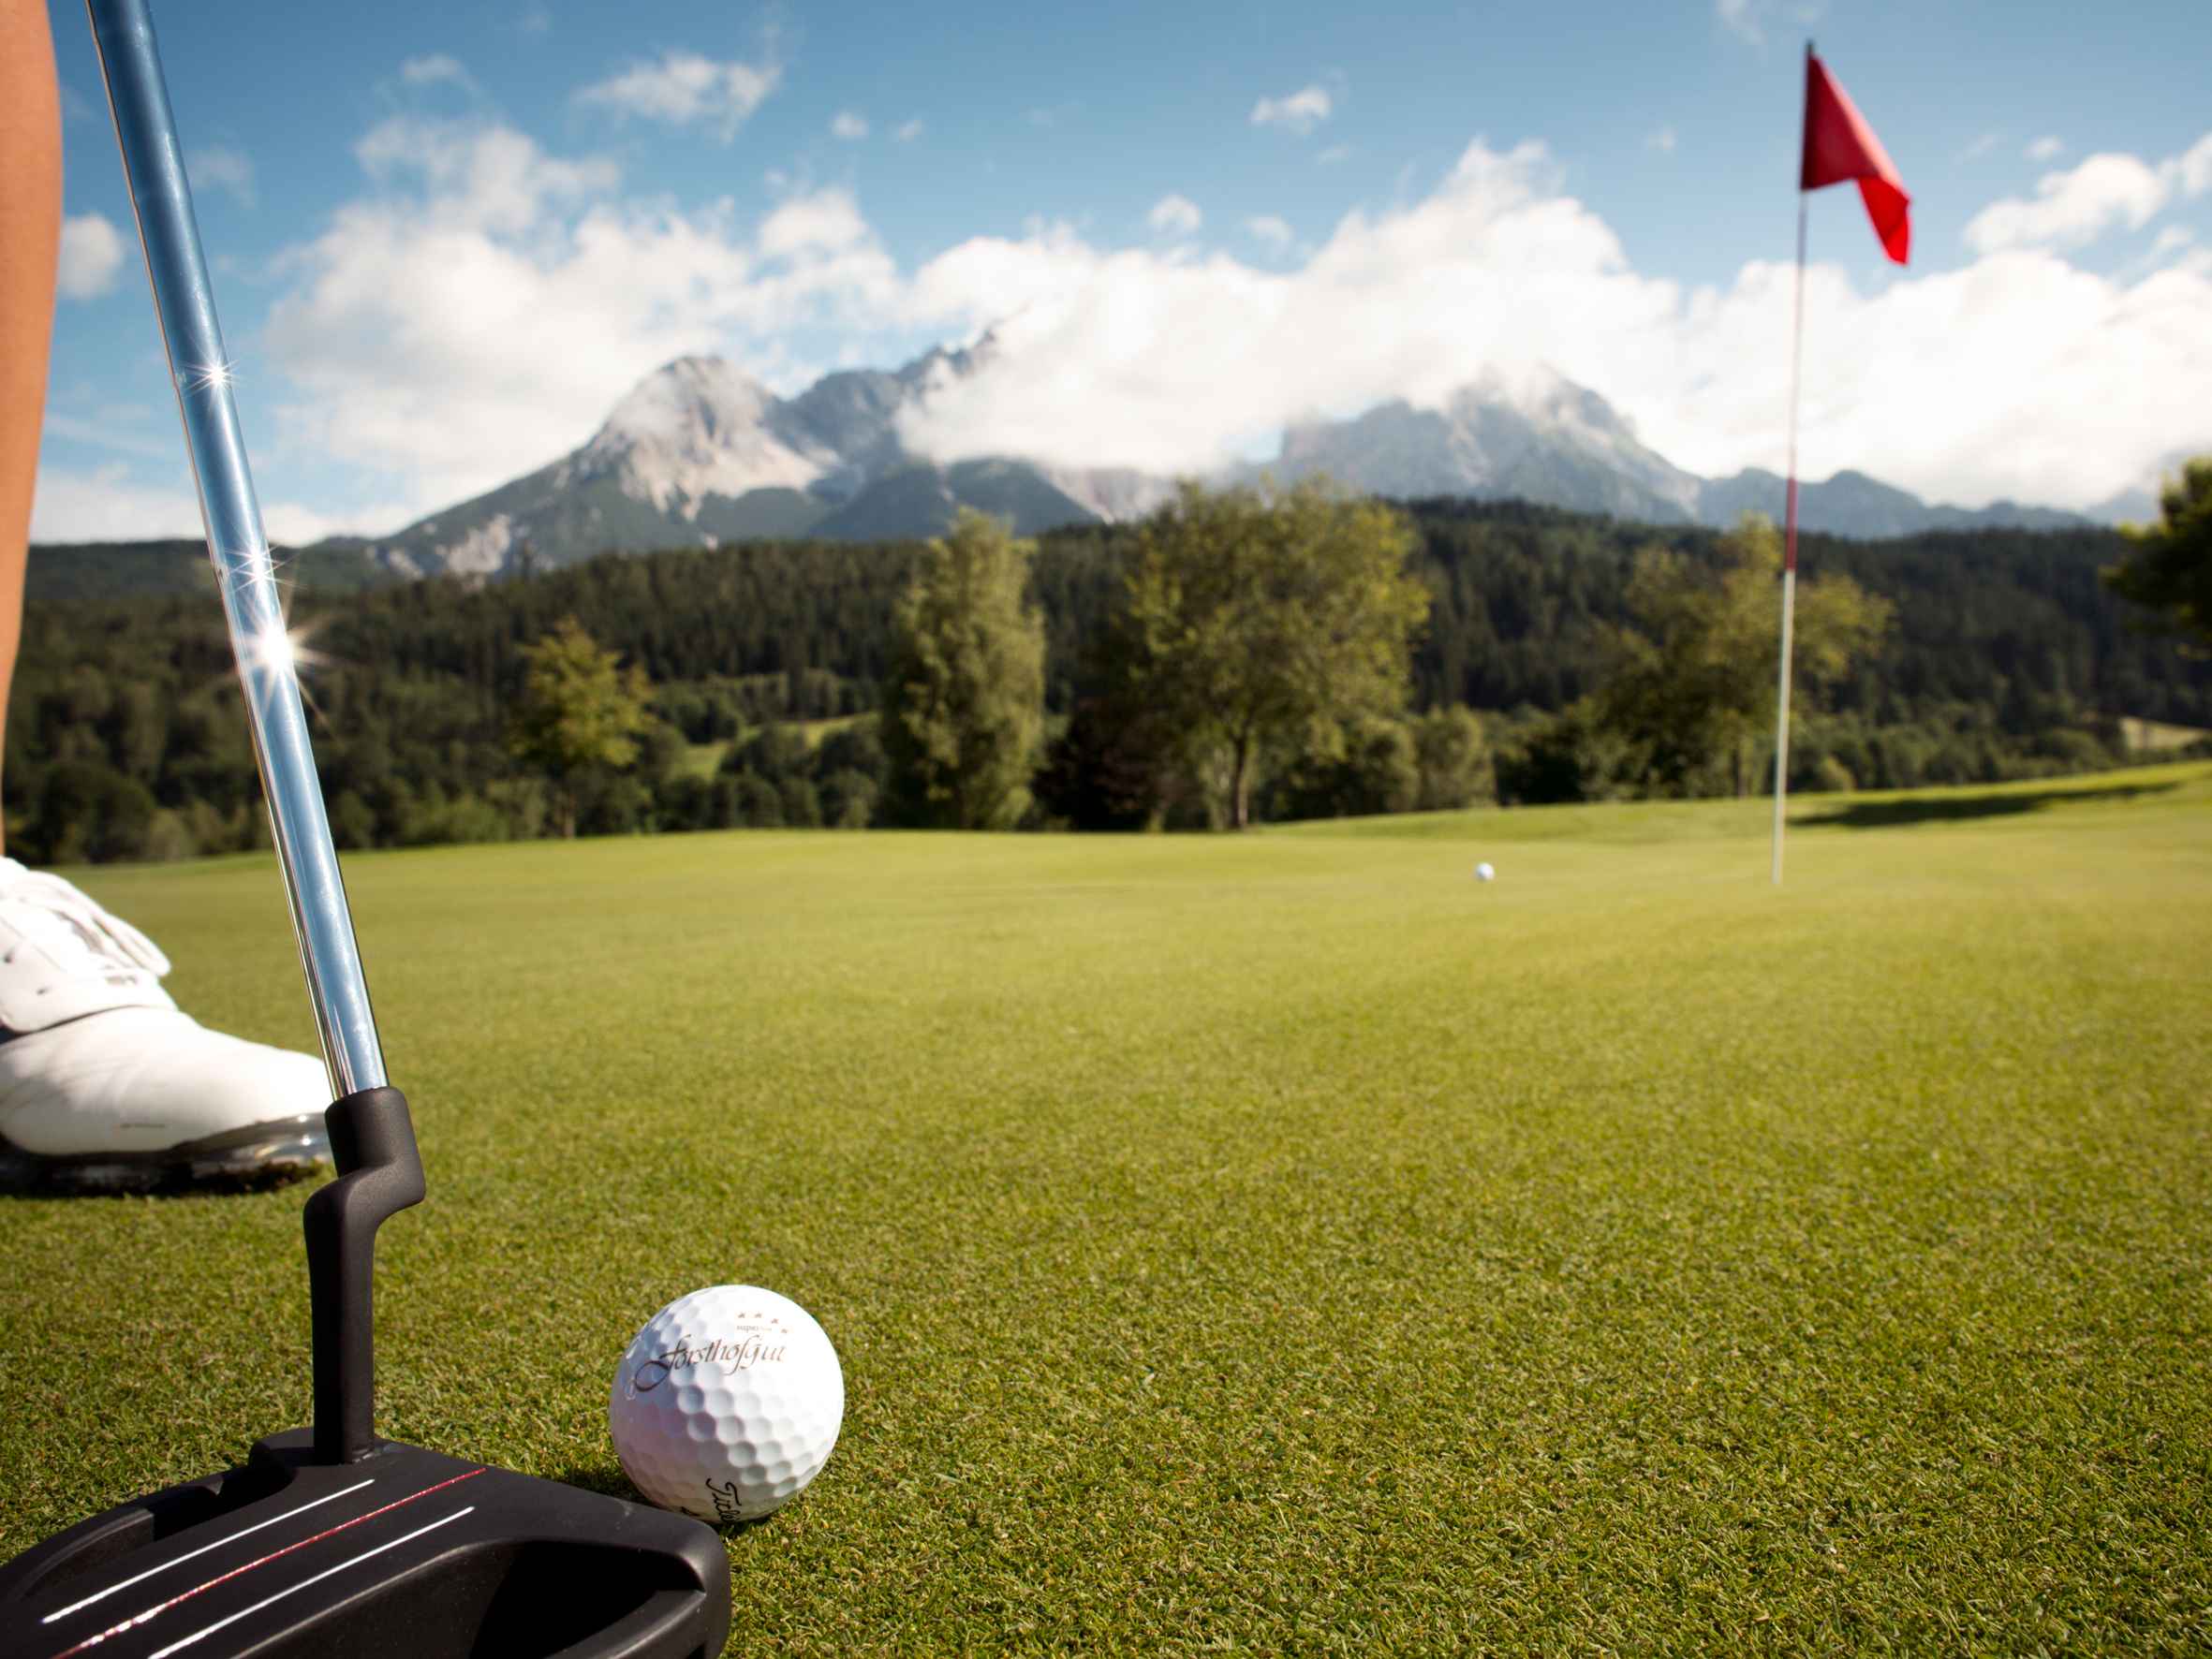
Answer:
1411 706 1494 811
507 616 650 837
879 509 1046 830
1598 515 1891 797
1273 715 1420 821
2104 457 2212 647
1124 477 1430 830
1495 699 1644 805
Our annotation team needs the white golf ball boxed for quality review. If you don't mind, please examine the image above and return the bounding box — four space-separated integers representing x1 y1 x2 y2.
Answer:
609 1285 844 1524
1475 861 1496 882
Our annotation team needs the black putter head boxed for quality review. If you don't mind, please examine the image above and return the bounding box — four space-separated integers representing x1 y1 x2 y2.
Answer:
0 1431 729 1659
0 1092 731 1659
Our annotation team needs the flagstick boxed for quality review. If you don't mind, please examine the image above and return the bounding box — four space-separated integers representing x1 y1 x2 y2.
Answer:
1772 186 1807 886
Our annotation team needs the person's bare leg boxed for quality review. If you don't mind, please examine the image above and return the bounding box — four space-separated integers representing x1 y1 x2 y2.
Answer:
0 0 63 856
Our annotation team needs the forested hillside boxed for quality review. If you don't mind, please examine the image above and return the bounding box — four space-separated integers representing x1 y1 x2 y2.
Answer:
9 503 2204 860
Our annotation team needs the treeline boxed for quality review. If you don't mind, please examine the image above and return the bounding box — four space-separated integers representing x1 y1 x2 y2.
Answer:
8 502 2206 860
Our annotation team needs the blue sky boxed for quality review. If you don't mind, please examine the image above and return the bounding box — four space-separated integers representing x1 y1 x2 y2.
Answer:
36 0 2212 541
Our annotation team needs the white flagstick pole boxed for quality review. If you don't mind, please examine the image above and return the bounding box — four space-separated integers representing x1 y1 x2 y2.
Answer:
1773 185 1806 886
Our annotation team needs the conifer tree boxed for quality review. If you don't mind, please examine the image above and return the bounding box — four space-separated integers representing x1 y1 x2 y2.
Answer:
2104 457 2212 647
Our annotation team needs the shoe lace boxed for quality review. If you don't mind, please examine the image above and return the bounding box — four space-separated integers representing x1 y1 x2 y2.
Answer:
0 864 171 980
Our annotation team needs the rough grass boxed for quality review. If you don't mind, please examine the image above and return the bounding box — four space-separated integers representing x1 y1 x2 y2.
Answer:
4 765 2209 1654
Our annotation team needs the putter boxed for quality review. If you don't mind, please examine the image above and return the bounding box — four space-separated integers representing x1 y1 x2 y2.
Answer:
0 4 731 1654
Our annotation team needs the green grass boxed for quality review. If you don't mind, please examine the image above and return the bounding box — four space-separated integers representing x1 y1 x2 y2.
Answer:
5 766 2210 1653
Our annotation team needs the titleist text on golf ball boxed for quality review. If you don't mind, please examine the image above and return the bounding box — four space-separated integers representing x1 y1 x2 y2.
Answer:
610 1285 845 1523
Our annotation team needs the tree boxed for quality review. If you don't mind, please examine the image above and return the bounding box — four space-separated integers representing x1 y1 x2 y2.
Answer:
1598 515 1890 797
1496 699 1643 806
507 616 650 837
1273 715 1420 821
879 509 1046 830
2104 457 2212 648
1033 694 1174 830
1124 477 1431 830
1410 706 1494 811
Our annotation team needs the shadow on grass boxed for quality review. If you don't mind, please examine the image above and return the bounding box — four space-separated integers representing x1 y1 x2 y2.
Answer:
0 1166 323 1202
1801 778 2182 830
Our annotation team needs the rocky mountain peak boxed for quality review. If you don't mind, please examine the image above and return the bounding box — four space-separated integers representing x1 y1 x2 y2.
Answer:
565 357 833 517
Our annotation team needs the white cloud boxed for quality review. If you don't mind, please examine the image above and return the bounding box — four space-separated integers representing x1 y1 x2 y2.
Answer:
2026 135 2064 163
1245 215 1293 254
575 51 778 141
40 411 172 458
1251 84 1332 136
1715 0 1829 45
402 55 471 90
1148 194 1202 236
894 139 2212 510
892 118 923 143
832 110 868 140
262 116 899 515
262 500 391 545
250 121 2212 525
1715 0 1759 38
1644 126 1676 154
30 465 198 540
189 144 257 208
29 463 386 544
56 213 125 300
1967 131 2212 252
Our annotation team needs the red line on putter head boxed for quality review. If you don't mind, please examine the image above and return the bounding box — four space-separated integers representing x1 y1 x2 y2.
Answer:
39 1481 378 1625
46 1469 486 1659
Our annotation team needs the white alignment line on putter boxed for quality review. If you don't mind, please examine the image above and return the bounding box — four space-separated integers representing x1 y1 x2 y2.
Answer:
138 1507 477 1659
37 1481 377 1624
41 1471 486 1659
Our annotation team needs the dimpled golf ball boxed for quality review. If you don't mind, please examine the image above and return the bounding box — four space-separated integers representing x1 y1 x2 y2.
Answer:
1476 861 1496 881
609 1285 844 1524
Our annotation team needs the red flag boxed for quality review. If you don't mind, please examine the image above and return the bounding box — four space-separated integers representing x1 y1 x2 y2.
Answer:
1801 53 1910 263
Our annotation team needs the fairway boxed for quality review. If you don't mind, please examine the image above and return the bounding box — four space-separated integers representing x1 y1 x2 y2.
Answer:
4 767 2209 1652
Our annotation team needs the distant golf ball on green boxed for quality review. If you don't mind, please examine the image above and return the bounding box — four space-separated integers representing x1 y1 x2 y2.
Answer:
1476 862 1496 881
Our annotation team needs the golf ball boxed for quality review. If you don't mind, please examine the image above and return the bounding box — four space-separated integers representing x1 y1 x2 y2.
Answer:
1476 861 1496 881
609 1285 844 1524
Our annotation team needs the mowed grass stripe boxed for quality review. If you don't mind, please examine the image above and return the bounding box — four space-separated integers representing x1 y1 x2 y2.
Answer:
2 766 2206 1652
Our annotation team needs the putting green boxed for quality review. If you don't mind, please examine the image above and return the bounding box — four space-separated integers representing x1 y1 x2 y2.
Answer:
5 765 2209 1652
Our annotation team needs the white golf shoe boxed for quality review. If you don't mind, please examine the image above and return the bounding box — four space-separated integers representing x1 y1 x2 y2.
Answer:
0 860 332 1193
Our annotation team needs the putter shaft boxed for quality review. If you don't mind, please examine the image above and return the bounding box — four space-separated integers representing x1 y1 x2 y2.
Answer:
88 0 385 1096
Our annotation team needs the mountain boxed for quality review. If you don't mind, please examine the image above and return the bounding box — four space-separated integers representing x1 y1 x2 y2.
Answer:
314 349 2108 578
326 345 1103 580
1264 368 1704 524
1266 369 2095 536
1694 468 2094 536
